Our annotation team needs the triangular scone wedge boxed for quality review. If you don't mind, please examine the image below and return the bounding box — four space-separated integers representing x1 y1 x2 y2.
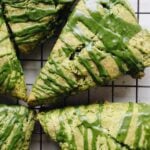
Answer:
29 0 150 105
0 104 35 150
2 0 74 53
38 102 150 150
0 16 27 99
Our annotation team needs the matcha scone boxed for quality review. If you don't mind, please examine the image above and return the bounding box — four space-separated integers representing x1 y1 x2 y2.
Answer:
2 0 74 53
0 105 35 150
0 13 26 99
38 102 150 150
29 0 150 105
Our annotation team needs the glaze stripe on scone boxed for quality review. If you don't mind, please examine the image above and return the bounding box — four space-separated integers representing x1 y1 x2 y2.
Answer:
0 105 35 150
38 102 150 150
29 0 150 105
2 0 74 53
0 11 27 99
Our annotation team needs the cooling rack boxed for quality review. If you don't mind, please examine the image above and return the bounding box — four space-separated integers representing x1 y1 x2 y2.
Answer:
1 0 150 149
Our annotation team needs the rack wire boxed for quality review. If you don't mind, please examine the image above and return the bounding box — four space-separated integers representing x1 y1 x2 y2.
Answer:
12 0 150 149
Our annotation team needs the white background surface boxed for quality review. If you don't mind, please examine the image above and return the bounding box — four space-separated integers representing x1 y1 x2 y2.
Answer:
3 0 150 149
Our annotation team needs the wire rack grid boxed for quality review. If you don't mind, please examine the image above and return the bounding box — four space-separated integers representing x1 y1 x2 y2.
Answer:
3 0 150 149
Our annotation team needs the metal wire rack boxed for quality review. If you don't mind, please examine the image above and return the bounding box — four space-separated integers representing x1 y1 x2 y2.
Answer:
3 0 149 149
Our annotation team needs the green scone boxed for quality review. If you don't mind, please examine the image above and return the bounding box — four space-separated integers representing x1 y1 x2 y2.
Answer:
2 0 74 53
29 0 150 105
38 102 150 150
0 105 35 150
0 11 27 100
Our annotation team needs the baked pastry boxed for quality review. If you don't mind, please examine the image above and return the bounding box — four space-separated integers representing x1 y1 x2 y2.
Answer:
0 0 75 99
29 0 150 105
2 0 74 53
38 102 150 150
0 104 35 150
0 11 26 100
